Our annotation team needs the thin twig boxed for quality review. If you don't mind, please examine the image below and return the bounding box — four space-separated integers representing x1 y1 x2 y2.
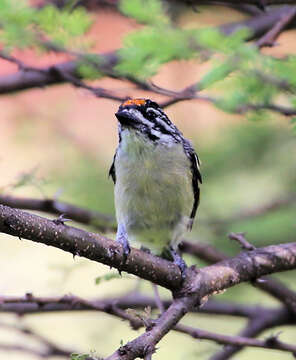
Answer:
175 322 296 354
152 284 165 314
207 194 296 229
0 321 74 357
0 51 47 73
256 6 296 47
228 232 256 251
0 293 273 319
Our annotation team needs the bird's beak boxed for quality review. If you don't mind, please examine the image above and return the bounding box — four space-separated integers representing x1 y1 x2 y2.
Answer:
115 110 135 126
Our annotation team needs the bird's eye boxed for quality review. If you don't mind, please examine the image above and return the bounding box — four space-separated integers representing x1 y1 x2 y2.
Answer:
146 109 156 118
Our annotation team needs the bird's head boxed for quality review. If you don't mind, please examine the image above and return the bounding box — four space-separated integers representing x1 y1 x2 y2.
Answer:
115 98 181 142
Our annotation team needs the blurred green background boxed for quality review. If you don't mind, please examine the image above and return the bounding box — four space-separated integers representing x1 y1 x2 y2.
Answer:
0 1 295 359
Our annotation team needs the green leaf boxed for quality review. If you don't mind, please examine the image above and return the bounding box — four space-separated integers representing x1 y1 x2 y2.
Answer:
0 0 36 49
195 27 250 53
75 54 105 79
76 63 101 79
119 0 169 26
116 28 195 79
199 61 234 90
0 0 92 50
95 272 122 284
70 353 90 360
35 5 92 47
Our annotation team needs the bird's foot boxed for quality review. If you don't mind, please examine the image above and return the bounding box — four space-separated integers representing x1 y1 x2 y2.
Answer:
140 245 151 254
169 247 187 280
116 223 131 274
117 236 131 263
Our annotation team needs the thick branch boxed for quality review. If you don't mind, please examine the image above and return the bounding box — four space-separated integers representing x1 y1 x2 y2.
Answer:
0 51 119 95
1 205 296 292
1 194 295 314
104 242 296 359
181 239 296 358
105 296 193 360
1 205 296 359
0 205 182 289
0 194 116 232
181 239 296 315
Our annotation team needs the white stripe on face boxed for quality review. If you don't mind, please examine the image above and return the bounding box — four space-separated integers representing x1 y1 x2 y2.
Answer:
121 108 154 128
146 107 162 117
146 107 174 132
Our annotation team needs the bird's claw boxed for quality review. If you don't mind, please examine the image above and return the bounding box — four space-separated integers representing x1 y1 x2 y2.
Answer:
116 223 130 274
170 247 187 280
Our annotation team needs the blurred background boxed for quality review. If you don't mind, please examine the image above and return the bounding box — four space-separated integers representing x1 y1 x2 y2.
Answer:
0 1 295 359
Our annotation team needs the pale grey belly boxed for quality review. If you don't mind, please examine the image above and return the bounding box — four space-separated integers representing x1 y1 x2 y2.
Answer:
114 142 193 250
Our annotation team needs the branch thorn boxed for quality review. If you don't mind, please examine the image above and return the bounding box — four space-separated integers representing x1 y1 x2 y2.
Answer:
53 214 71 226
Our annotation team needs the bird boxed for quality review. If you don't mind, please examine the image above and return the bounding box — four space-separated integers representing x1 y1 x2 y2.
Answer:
109 98 202 275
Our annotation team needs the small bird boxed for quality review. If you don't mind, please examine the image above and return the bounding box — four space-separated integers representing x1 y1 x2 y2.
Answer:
109 99 202 275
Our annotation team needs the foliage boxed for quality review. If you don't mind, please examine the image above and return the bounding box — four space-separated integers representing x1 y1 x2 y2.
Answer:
116 0 296 125
1 0 296 129
0 0 92 50
119 0 169 26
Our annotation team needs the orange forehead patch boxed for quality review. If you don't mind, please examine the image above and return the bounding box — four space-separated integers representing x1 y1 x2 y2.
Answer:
122 99 146 107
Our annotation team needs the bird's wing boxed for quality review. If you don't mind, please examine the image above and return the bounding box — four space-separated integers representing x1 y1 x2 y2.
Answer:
182 139 202 229
108 152 117 184
189 151 202 227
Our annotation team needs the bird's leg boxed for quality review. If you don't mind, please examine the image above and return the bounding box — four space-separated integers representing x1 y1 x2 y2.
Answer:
116 223 131 263
140 245 151 254
161 246 187 280
169 246 187 280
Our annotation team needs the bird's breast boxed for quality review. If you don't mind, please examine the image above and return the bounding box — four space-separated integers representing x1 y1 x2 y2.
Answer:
114 131 193 239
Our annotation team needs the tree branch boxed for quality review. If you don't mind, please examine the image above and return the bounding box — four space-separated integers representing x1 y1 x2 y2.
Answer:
105 296 193 360
0 194 116 232
256 6 296 47
1 292 294 358
0 204 182 289
209 307 293 360
176 322 296 355
0 321 74 358
206 194 296 230
181 238 296 359
181 239 296 315
0 51 119 95
103 240 296 359
180 1 296 6
0 6 293 99
1 205 296 359
2 194 295 315
0 292 271 319
1 204 296 292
